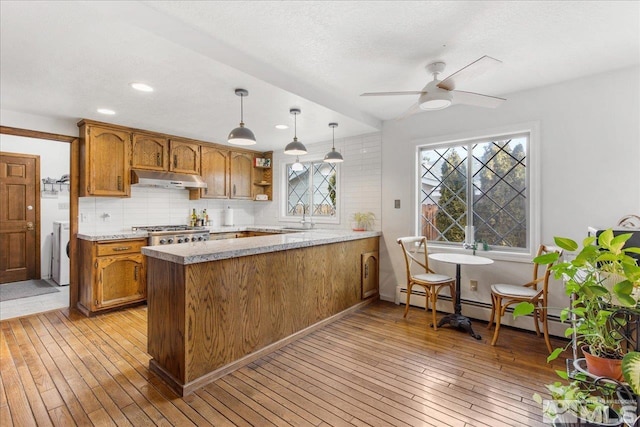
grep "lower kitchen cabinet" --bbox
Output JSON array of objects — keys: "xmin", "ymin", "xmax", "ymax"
[
  {"xmin": 78, "ymin": 238, "xmax": 147, "ymax": 315},
  {"xmin": 361, "ymin": 250, "xmax": 379, "ymax": 299}
]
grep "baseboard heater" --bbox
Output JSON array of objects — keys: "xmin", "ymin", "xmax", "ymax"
[{"xmin": 396, "ymin": 287, "xmax": 562, "ymax": 323}]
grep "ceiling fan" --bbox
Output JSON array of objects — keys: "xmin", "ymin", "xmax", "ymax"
[{"xmin": 361, "ymin": 55, "xmax": 506, "ymax": 117}]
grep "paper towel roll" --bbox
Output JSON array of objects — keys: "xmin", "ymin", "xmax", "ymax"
[{"xmin": 224, "ymin": 207, "xmax": 234, "ymax": 226}]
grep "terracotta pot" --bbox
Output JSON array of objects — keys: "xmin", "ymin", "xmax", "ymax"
[{"xmin": 581, "ymin": 345, "xmax": 624, "ymax": 381}]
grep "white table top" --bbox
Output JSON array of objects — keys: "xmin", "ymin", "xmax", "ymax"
[{"xmin": 429, "ymin": 252, "xmax": 494, "ymax": 266}]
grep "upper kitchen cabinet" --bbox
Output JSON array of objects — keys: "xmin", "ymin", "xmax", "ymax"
[
  {"xmin": 229, "ymin": 151, "xmax": 253, "ymax": 199},
  {"xmin": 169, "ymin": 139, "xmax": 200, "ymax": 175},
  {"xmin": 131, "ymin": 133, "xmax": 169, "ymax": 171},
  {"xmin": 198, "ymin": 145, "xmax": 230, "ymax": 199},
  {"xmin": 78, "ymin": 120, "xmax": 131, "ymax": 197}
]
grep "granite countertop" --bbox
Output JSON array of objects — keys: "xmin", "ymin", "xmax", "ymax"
[
  {"xmin": 77, "ymin": 225, "xmax": 290, "ymax": 241},
  {"xmin": 141, "ymin": 229, "xmax": 381, "ymax": 265}
]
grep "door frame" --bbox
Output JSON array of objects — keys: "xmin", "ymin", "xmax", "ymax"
[{"xmin": 0, "ymin": 126, "xmax": 79, "ymax": 309}]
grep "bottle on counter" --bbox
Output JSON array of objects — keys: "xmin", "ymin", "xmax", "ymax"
[
  {"xmin": 191, "ymin": 208, "xmax": 198, "ymax": 227},
  {"xmin": 203, "ymin": 209, "xmax": 209, "ymax": 226}
]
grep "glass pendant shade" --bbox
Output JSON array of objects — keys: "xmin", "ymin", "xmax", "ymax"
[
  {"xmin": 228, "ymin": 88, "xmax": 256, "ymax": 145},
  {"xmin": 323, "ymin": 122, "xmax": 343, "ymax": 163},
  {"xmin": 291, "ymin": 156, "xmax": 304, "ymax": 172},
  {"xmin": 284, "ymin": 108, "xmax": 307, "ymax": 155}
]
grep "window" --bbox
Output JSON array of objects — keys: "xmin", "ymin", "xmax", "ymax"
[
  {"xmin": 418, "ymin": 129, "xmax": 536, "ymax": 256},
  {"xmin": 282, "ymin": 159, "xmax": 339, "ymax": 222}
]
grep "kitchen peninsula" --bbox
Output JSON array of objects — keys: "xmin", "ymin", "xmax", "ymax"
[{"xmin": 142, "ymin": 229, "xmax": 380, "ymax": 395}]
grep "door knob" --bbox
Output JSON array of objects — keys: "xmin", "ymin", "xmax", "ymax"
[
  {"xmin": 25, "ymin": 222, "xmax": 34, "ymax": 231},
  {"xmin": 27, "ymin": 205, "xmax": 33, "ymax": 210}
]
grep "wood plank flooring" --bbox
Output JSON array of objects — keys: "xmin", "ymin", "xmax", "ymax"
[{"xmin": 0, "ymin": 300, "xmax": 565, "ymax": 426}]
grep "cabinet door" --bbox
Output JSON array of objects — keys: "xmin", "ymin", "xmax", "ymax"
[
  {"xmin": 83, "ymin": 125, "xmax": 131, "ymax": 197},
  {"xmin": 95, "ymin": 254, "xmax": 146, "ymax": 310},
  {"xmin": 170, "ymin": 139, "xmax": 200, "ymax": 174},
  {"xmin": 361, "ymin": 251, "xmax": 379, "ymax": 299},
  {"xmin": 230, "ymin": 151, "xmax": 253, "ymax": 199},
  {"xmin": 200, "ymin": 146, "xmax": 229, "ymax": 198},
  {"xmin": 132, "ymin": 133, "xmax": 169, "ymax": 171}
]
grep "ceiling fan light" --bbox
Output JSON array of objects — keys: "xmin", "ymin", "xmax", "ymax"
[
  {"xmin": 228, "ymin": 123, "xmax": 256, "ymax": 145},
  {"xmin": 418, "ymin": 90, "xmax": 453, "ymax": 111}
]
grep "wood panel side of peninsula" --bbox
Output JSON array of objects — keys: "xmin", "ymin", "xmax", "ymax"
[{"xmin": 147, "ymin": 236, "xmax": 379, "ymax": 395}]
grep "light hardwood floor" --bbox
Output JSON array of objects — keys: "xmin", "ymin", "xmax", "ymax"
[{"xmin": 0, "ymin": 300, "xmax": 565, "ymax": 426}]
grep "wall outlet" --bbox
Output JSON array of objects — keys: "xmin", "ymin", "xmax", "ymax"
[
  {"xmin": 394, "ymin": 199, "xmax": 401, "ymax": 208},
  {"xmin": 470, "ymin": 280, "xmax": 478, "ymax": 291}
]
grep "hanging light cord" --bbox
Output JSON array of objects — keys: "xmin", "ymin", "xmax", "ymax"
[
  {"xmin": 332, "ymin": 125, "xmax": 336, "ymax": 149},
  {"xmin": 293, "ymin": 111, "xmax": 298, "ymax": 140},
  {"xmin": 239, "ymin": 94, "xmax": 245, "ymax": 126}
]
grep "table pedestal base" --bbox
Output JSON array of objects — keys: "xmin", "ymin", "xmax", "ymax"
[{"xmin": 437, "ymin": 313, "xmax": 482, "ymax": 340}]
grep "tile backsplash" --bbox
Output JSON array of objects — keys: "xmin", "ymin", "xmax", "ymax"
[{"xmin": 78, "ymin": 187, "xmax": 255, "ymax": 234}]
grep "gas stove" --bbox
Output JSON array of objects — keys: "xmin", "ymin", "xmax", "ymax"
[{"xmin": 132, "ymin": 225, "xmax": 210, "ymax": 245}]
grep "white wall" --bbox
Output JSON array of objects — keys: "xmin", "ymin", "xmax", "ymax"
[
  {"xmin": 380, "ymin": 65, "xmax": 640, "ymax": 332},
  {"xmin": 0, "ymin": 134, "xmax": 71, "ymax": 279},
  {"xmin": 254, "ymin": 132, "xmax": 382, "ymax": 230}
]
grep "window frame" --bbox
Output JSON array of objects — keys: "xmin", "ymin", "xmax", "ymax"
[
  {"xmin": 279, "ymin": 156, "xmax": 341, "ymax": 224},
  {"xmin": 413, "ymin": 122, "xmax": 541, "ymax": 262}
]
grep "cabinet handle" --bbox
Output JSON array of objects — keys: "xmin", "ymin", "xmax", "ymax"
[
  {"xmin": 112, "ymin": 246, "xmax": 132, "ymax": 251},
  {"xmin": 156, "ymin": 152, "xmax": 161, "ymax": 166},
  {"xmin": 204, "ymin": 187, "xmax": 208, "ymax": 195},
  {"xmin": 117, "ymin": 176, "xmax": 123, "ymax": 191},
  {"xmin": 364, "ymin": 263, "xmax": 369, "ymax": 279},
  {"xmin": 233, "ymin": 184, "xmax": 236, "ymax": 196},
  {"xmin": 173, "ymin": 155, "xmax": 177, "ymax": 168},
  {"xmin": 134, "ymin": 266, "xmax": 139, "ymax": 281}
]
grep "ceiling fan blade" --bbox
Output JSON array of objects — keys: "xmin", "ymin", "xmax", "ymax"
[
  {"xmin": 437, "ymin": 55, "xmax": 502, "ymax": 91},
  {"xmin": 453, "ymin": 90, "xmax": 506, "ymax": 108},
  {"xmin": 360, "ymin": 91, "xmax": 424, "ymax": 96},
  {"xmin": 395, "ymin": 102, "xmax": 422, "ymax": 121}
]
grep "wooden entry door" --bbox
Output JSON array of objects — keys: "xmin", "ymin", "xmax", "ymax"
[{"xmin": 0, "ymin": 153, "xmax": 40, "ymax": 283}]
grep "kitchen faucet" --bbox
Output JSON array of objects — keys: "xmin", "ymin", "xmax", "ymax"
[{"xmin": 297, "ymin": 202, "xmax": 314, "ymax": 228}]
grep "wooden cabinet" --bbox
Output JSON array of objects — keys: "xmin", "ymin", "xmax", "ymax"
[
  {"xmin": 230, "ymin": 151, "xmax": 253, "ymax": 199},
  {"xmin": 78, "ymin": 238, "xmax": 147, "ymax": 315},
  {"xmin": 78, "ymin": 121, "xmax": 131, "ymax": 197},
  {"xmin": 132, "ymin": 133, "xmax": 169, "ymax": 171},
  {"xmin": 198, "ymin": 146, "xmax": 229, "ymax": 199},
  {"xmin": 170, "ymin": 139, "xmax": 200, "ymax": 174},
  {"xmin": 361, "ymin": 251, "xmax": 379, "ymax": 299}
]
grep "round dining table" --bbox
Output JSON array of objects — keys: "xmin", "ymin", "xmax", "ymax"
[{"xmin": 428, "ymin": 252, "xmax": 493, "ymax": 340}]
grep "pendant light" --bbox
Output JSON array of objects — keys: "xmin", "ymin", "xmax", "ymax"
[
  {"xmin": 323, "ymin": 122, "xmax": 343, "ymax": 163},
  {"xmin": 228, "ymin": 88, "xmax": 256, "ymax": 145},
  {"xmin": 291, "ymin": 156, "xmax": 304, "ymax": 172},
  {"xmin": 284, "ymin": 108, "xmax": 307, "ymax": 155}
]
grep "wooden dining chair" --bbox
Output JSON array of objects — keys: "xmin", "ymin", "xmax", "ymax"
[
  {"xmin": 487, "ymin": 244, "xmax": 562, "ymax": 353},
  {"xmin": 397, "ymin": 236, "xmax": 456, "ymax": 330}
]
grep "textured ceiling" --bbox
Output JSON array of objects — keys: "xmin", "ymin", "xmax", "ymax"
[{"xmin": 1, "ymin": 1, "xmax": 638, "ymax": 151}]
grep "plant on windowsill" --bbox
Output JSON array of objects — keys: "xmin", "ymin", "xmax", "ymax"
[{"xmin": 351, "ymin": 212, "xmax": 375, "ymax": 231}]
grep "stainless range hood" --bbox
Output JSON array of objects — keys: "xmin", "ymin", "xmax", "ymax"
[{"xmin": 131, "ymin": 169, "xmax": 207, "ymax": 189}]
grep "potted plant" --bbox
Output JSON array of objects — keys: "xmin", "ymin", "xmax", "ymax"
[
  {"xmin": 515, "ymin": 229, "xmax": 640, "ymax": 380},
  {"xmin": 351, "ymin": 212, "xmax": 375, "ymax": 231}
]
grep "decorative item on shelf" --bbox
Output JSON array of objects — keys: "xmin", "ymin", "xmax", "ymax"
[
  {"xmin": 41, "ymin": 176, "xmax": 70, "ymax": 198},
  {"xmin": 284, "ymin": 108, "xmax": 307, "ymax": 155},
  {"xmin": 228, "ymin": 88, "xmax": 256, "ymax": 146},
  {"xmin": 254, "ymin": 157, "xmax": 271, "ymax": 168},
  {"xmin": 323, "ymin": 122, "xmax": 344, "ymax": 163},
  {"xmin": 255, "ymin": 194, "xmax": 268, "ymax": 201},
  {"xmin": 351, "ymin": 212, "xmax": 375, "ymax": 231}
]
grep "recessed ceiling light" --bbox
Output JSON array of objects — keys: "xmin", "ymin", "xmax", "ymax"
[
  {"xmin": 275, "ymin": 124, "xmax": 289, "ymax": 130},
  {"xmin": 130, "ymin": 82, "xmax": 154, "ymax": 92},
  {"xmin": 97, "ymin": 108, "xmax": 116, "ymax": 115}
]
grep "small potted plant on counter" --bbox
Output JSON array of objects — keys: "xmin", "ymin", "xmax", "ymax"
[{"xmin": 351, "ymin": 212, "xmax": 375, "ymax": 231}]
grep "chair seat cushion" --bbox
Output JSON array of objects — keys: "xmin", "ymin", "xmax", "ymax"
[
  {"xmin": 414, "ymin": 273, "xmax": 453, "ymax": 284},
  {"xmin": 491, "ymin": 284, "xmax": 538, "ymax": 297}
]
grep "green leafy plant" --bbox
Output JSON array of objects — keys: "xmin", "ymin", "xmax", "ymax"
[
  {"xmin": 351, "ymin": 212, "xmax": 375, "ymax": 231},
  {"xmin": 622, "ymin": 352, "xmax": 640, "ymax": 395},
  {"xmin": 515, "ymin": 229, "xmax": 640, "ymax": 363}
]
